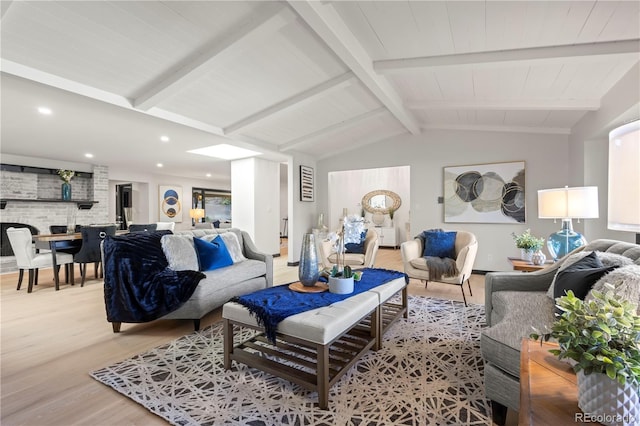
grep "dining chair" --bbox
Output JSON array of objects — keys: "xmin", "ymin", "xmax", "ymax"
[
  {"xmin": 128, "ymin": 223, "xmax": 157, "ymax": 232},
  {"xmin": 6, "ymin": 227, "xmax": 74, "ymax": 293},
  {"xmin": 74, "ymin": 225, "xmax": 117, "ymax": 286},
  {"xmin": 50, "ymin": 225, "xmax": 82, "ymax": 234}
]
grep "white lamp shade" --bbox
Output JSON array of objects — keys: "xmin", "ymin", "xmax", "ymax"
[
  {"xmin": 189, "ymin": 208, "xmax": 205, "ymax": 219},
  {"xmin": 608, "ymin": 120, "xmax": 640, "ymax": 232},
  {"xmin": 538, "ymin": 186, "xmax": 599, "ymax": 219}
]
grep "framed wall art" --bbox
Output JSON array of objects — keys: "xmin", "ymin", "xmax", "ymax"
[
  {"xmin": 300, "ymin": 165, "xmax": 314, "ymax": 202},
  {"xmin": 443, "ymin": 161, "xmax": 526, "ymax": 223},
  {"xmin": 159, "ymin": 185, "xmax": 183, "ymax": 222}
]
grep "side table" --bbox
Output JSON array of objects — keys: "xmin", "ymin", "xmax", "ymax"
[
  {"xmin": 508, "ymin": 257, "xmax": 552, "ymax": 272},
  {"xmin": 519, "ymin": 339, "xmax": 601, "ymax": 425}
]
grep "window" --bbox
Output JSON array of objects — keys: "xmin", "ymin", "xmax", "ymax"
[{"xmin": 192, "ymin": 188, "xmax": 231, "ymax": 223}]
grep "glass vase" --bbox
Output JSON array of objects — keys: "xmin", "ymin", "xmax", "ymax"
[
  {"xmin": 61, "ymin": 182, "xmax": 72, "ymax": 201},
  {"xmin": 298, "ymin": 233, "xmax": 320, "ymax": 287}
]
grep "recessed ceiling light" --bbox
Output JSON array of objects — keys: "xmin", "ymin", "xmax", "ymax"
[
  {"xmin": 187, "ymin": 144, "xmax": 261, "ymax": 160},
  {"xmin": 85, "ymin": 153, "xmax": 94, "ymax": 158},
  {"xmin": 37, "ymin": 107, "xmax": 52, "ymax": 115},
  {"xmin": 160, "ymin": 135, "xmax": 170, "ymax": 142},
  {"xmin": 206, "ymin": 173, "xmax": 211, "ymax": 177},
  {"xmin": 157, "ymin": 163, "xmax": 163, "ymax": 168}
]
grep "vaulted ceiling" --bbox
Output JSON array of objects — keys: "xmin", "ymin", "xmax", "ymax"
[{"xmin": 1, "ymin": 1, "xmax": 639, "ymax": 181}]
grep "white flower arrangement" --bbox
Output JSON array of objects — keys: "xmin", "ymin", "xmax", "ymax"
[{"xmin": 57, "ymin": 169, "xmax": 75, "ymax": 183}]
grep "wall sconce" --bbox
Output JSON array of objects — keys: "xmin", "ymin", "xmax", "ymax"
[
  {"xmin": 538, "ymin": 186, "xmax": 599, "ymax": 260},
  {"xmin": 608, "ymin": 120, "xmax": 640, "ymax": 243}
]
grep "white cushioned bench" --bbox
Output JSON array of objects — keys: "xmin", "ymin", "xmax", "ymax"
[{"xmin": 222, "ymin": 276, "xmax": 407, "ymax": 409}]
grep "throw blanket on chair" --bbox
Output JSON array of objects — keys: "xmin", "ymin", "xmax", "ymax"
[
  {"xmin": 232, "ymin": 268, "xmax": 408, "ymax": 344},
  {"xmin": 424, "ymin": 256, "xmax": 458, "ymax": 281},
  {"xmin": 103, "ymin": 230, "xmax": 205, "ymax": 323}
]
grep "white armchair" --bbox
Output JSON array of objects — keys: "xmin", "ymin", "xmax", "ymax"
[
  {"xmin": 401, "ymin": 230, "xmax": 478, "ymax": 305},
  {"xmin": 319, "ymin": 229, "xmax": 380, "ymax": 270}
]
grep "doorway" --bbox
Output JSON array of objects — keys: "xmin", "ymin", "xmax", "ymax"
[{"xmin": 115, "ymin": 183, "xmax": 132, "ymax": 230}]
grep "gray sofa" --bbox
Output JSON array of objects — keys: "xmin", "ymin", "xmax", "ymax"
[
  {"xmin": 160, "ymin": 228, "xmax": 273, "ymax": 330},
  {"xmin": 108, "ymin": 228, "xmax": 273, "ymax": 332},
  {"xmin": 481, "ymin": 239, "xmax": 640, "ymax": 424}
]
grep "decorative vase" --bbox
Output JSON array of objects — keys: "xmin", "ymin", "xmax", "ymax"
[
  {"xmin": 61, "ymin": 182, "xmax": 71, "ymax": 201},
  {"xmin": 298, "ymin": 233, "xmax": 320, "ymax": 287},
  {"xmin": 328, "ymin": 276, "xmax": 354, "ymax": 294},
  {"xmin": 577, "ymin": 371, "xmax": 639, "ymax": 426},
  {"xmin": 531, "ymin": 250, "xmax": 546, "ymax": 265},
  {"xmin": 520, "ymin": 248, "xmax": 534, "ymax": 262}
]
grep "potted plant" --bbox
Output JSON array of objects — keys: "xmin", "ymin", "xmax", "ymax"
[
  {"xmin": 531, "ymin": 285, "xmax": 640, "ymax": 425},
  {"xmin": 511, "ymin": 229, "xmax": 544, "ymax": 262}
]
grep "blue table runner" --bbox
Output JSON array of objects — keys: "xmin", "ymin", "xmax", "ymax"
[{"xmin": 231, "ymin": 268, "xmax": 408, "ymax": 343}]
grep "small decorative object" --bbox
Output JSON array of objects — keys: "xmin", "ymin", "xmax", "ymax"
[
  {"xmin": 66, "ymin": 207, "xmax": 77, "ymax": 234},
  {"xmin": 531, "ymin": 250, "xmax": 546, "ymax": 265},
  {"xmin": 512, "ymin": 229, "xmax": 544, "ymax": 262},
  {"xmin": 57, "ymin": 169, "xmax": 75, "ymax": 201},
  {"xmin": 298, "ymin": 233, "xmax": 320, "ymax": 287},
  {"xmin": 531, "ymin": 285, "xmax": 640, "ymax": 425},
  {"xmin": 388, "ymin": 207, "xmax": 396, "ymax": 226}
]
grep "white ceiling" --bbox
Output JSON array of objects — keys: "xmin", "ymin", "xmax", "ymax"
[{"xmin": 1, "ymin": 1, "xmax": 639, "ymax": 182}]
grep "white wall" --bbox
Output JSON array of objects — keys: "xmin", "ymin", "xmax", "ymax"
[
  {"xmin": 279, "ymin": 163, "xmax": 288, "ymax": 238},
  {"xmin": 318, "ymin": 130, "xmax": 571, "ymax": 271},
  {"xmin": 287, "ymin": 152, "xmax": 317, "ymax": 265},
  {"xmin": 231, "ymin": 158, "xmax": 280, "ymax": 255},
  {"xmin": 327, "ymin": 166, "xmax": 410, "ymax": 242}
]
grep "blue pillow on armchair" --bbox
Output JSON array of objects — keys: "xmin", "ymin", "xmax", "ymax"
[
  {"xmin": 422, "ymin": 230, "xmax": 457, "ymax": 259},
  {"xmin": 345, "ymin": 230, "xmax": 368, "ymax": 254},
  {"xmin": 193, "ymin": 235, "xmax": 234, "ymax": 271}
]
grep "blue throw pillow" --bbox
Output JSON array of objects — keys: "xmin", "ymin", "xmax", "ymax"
[
  {"xmin": 193, "ymin": 235, "xmax": 234, "ymax": 271},
  {"xmin": 345, "ymin": 230, "xmax": 368, "ymax": 254},
  {"xmin": 422, "ymin": 230, "xmax": 457, "ymax": 259}
]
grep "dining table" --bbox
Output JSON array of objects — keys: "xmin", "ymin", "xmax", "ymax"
[{"xmin": 34, "ymin": 230, "xmax": 127, "ymax": 290}]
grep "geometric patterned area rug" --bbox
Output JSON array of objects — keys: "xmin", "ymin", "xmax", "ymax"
[{"xmin": 91, "ymin": 296, "xmax": 491, "ymax": 425}]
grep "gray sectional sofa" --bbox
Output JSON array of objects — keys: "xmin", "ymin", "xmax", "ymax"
[{"xmin": 481, "ymin": 239, "xmax": 640, "ymax": 424}]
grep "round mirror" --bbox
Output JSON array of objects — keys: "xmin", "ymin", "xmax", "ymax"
[{"xmin": 361, "ymin": 190, "xmax": 401, "ymax": 214}]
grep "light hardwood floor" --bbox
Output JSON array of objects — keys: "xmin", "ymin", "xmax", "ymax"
[{"xmin": 1, "ymin": 246, "xmax": 506, "ymax": 425}]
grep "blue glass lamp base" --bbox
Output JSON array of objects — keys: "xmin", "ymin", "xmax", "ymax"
[{"xmin": 547, "ymin": 229, "xmax": 587, "ymax": 260}]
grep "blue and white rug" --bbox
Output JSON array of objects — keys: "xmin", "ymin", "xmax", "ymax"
[{"xmin": 91, "ymin": 296, "xmax": 491, "ymax": 425}]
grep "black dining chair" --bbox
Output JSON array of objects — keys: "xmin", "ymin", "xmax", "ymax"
[
  {"xmin": 74, "ymin": 225, "xmax": 117, "ymax": 286},
  {"xmin": 128, "ymin": 223, "xmax": 157, "ymax": 232},
  {"xmin": 50, "ymin": 225, "xmax": 82, "ymax": 234}
]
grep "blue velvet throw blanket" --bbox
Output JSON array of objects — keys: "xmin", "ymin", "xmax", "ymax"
[
  {"xmin": 103, "ymin": 230, "xmax": 205, "ymax": 323},
  {"xmin": 232, "ymin": 268, "xmax": 408, "ymax": 344}
]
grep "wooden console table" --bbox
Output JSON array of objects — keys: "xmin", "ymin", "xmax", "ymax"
[
  {"xmin": 520, "ymin": 339, "xmax": 601, "ymax": 425},
  {"xmin": 508, "ymin": 257, "xmax": 552, "ymax": 272}
]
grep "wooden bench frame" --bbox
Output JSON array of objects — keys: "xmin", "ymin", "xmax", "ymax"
[{"xmin": 223, "ymin": 285, "xmax": 408, "ymax": 409}]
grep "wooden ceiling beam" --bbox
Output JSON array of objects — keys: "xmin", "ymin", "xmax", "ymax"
[
  {"xmin": 288, "ymin": 1, "xmax": 421, "ymax": 135},
  {"xmin": 225, "ymin": 72, "xmax": 355, "ymax": 134},
  {"xmin": 374, "ymin": 39, "xmax": 640, "ymax": 74},
  {"xmin": 279, "ymin": 107, "xmax": 387, "ymax": 152},
  {"xmin": 406, "ymin": 99, "xmax": 601, "ymax": 111},
  {"xmin": 133, "ymin": 3, "xmax": 296, "ymax": 110}
]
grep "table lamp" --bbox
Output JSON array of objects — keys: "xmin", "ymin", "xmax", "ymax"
[
  {"xmin": 538, "ymin": 186, "xmax": 599, "ymax": 260},
  {"xmin": 189, "ymin": 208, "xmax": 205, "ymax": 227},
  {"xmin": 608, "ymin": 120, "xmax": 640, "ymax": 244}
]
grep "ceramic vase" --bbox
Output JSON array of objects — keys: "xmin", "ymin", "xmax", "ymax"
[
  {"xmin": 577, "ymin": 371, "xmax": 640, "ymax": 426},
  {"xmin": 298, "ymin": 233, "xmax": 320, "ymax": 287},
  {"xmin": 531, "ymin": 250, "xmax": 546, "ymax": 265},
  {"xmin": 520, "ymin": 248, "xmax": 534, "ymax": 262},
  {"xmin": 328, "ymin": 276, "xmax": 354, "ymax": 294},
  {"xmin": 62, "ymin": 182, "xmax": 72, "ymax": 201}
]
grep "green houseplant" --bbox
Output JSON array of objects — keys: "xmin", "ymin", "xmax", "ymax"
[
  {"xmin": 531, "ymin": 285, "xmax": 640, "ymax": 424},
  {"xmin": 512, "ymin": 229, "xmax": 544, "ymax": 261}
]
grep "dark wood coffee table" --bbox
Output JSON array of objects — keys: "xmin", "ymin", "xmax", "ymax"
[{"xmin": 519, "ymin": 339, "xmax": 601, "ymax": 425}]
